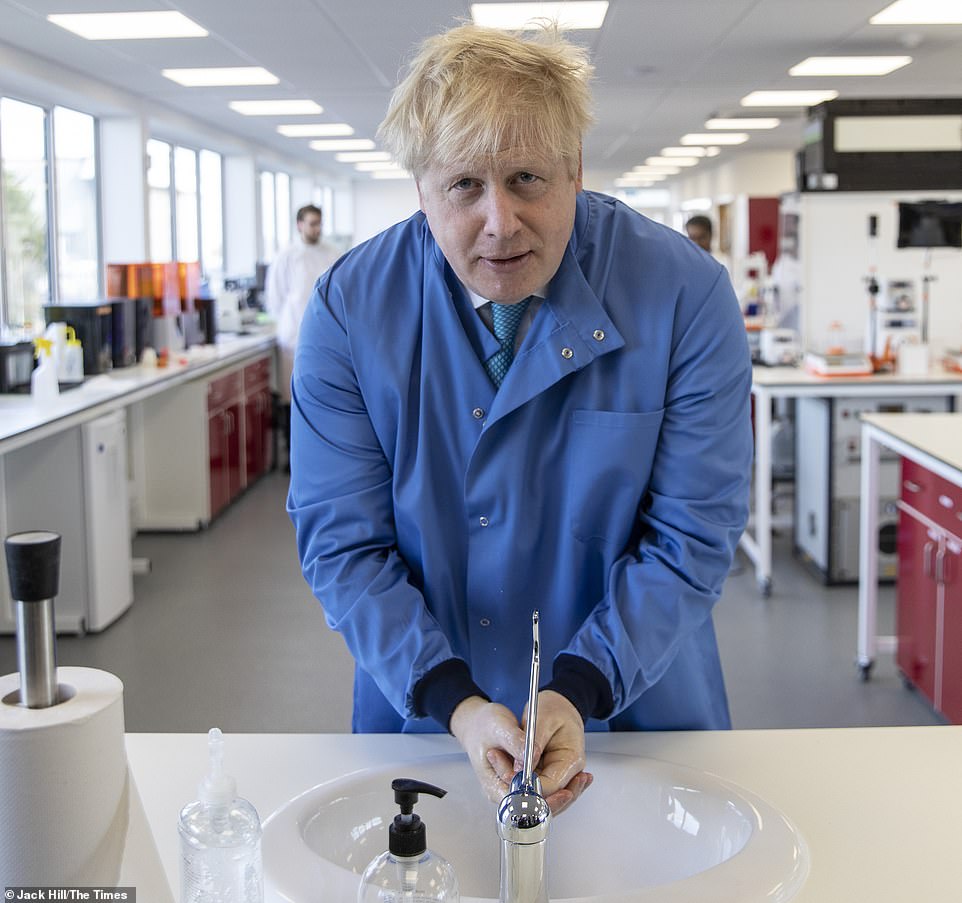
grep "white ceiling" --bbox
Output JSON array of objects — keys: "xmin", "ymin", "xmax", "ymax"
[{"xmin": 1, "ymin": 0, "xmax": 961, "ymax": 187}]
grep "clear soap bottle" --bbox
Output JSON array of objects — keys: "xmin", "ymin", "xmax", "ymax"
[
  {"xmin": 179, "ymin": 727, "xmax": 263, "ymax": 903},
  {"xmin": 357, "ymin": 779, "xmax": 460, "ymax": 903}
]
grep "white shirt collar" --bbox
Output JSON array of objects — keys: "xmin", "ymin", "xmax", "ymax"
[{"xmin": 466, "ymin": 285, "xmax": 547, "ymax": 310}]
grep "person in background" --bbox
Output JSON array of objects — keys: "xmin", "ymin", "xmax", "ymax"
[
  {"xmin": 685, "ymin": 214, "xmax": 714, "ymax": 253},
  {"xmin": 264, "ymin": 204, "xmax": 339, "ymax": 466},
  {"xmin": 288, "ymin": 24, "xmax": 752, "ymax": 815}
]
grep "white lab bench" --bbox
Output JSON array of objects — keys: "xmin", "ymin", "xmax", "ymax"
[
  {"xmin": 857, "ymin": 412, "xmax": 962, "ymax": 678},
  {"xmin": 745, "ymin": 365, "xmax": 962, "ymax": 595},
  {"xmin": 0, "ymin": 332, "xmax": 276, "ymax": 633},
  {"xmin": 124, "ymin": 725, "xmax": 962, "ymax": 902}
]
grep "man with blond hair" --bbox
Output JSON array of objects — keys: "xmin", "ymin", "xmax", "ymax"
[{"xmin": 288, "ymin": 24, "xmax": 752, "ymax": 815}]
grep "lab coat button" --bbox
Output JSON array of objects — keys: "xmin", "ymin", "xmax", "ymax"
[
  {"xmin": 479, "ymin": 516, "xmax": 490, "ymax": 527},
  {"xmin": 593, "ymin": 329, "xmax": 605, "ymax": 341},
  {"xmin": 479, "ymin": 618, "xmax": 491, "ymax": 627},
  {"xmin": 472, "ymin": 407, "xmax": 485, "ymax": 419},
  {"xmin": 561, "ymin": 347, "xmax": 574, "ymax": 359}
]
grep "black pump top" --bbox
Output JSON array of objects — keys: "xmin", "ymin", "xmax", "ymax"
[{"xmin": 388, "ymin": 778, "xmax": 447, "ymax": 857}]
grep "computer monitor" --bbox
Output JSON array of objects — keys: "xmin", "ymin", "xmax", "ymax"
[{"xmin": 897, "ymin": 201, "xmax": 962, "ymax": 249}]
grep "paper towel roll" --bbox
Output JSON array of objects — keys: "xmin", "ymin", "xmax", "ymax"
[{"xmin": 0, "ymin": 666, "xmax": 128, "ymax": 886}]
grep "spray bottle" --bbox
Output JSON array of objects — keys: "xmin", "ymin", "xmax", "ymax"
[
  {"xmin": 31, "ymin": 337, "xmax": 60, "ymax": 404},
  {"xmin": 357, "ymin": 778, "xmax": 459, "ymax": 903},
  {"xmin": 178, "ymin": 728, "xmax": 263, "ymax": 902}
]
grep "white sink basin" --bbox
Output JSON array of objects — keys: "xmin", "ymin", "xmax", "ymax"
[{"xmin": 263, "ymin": 752, "xmax": 808, "ymax": 903}]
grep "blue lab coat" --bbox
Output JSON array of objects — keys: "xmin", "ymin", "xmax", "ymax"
[{"xmin": 289, "ymin": 190, "xmax": 752, "ymax": 733}]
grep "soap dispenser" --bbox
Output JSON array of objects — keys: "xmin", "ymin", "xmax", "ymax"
[
  {"xmin": 357, "ymin": 778, "xmax": 460, "ymax": 903},
  {"xmin": 178, "ymin": 727, "xmax": 263, "ymax": 903}
]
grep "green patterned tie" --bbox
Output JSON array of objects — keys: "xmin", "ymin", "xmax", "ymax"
[{"xmin": 485, "ymin": 298, "xmax": 531, "ymax": 387}]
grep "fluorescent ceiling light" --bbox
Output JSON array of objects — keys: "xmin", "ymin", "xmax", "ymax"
[
  {"xmin": 740, "ymin": 90, "xmax": 838, "ymax": 107},
  {"xmin": 632, "ymin": 165, "xmax": 680, "ymax": 175},
  {"xmin": 335, "ymin": 151, "xmax": 393, "ymax": 163},
  {"xmin": 646, "ymin": 156, "xmax": 699, "ymax": 167},
  {"xmin": 681, "ymin": 197, "xmax": 713, "ymax": 212},
  {"xmin": 277, "ymin": 123, "xmax": 354, "ymax": 137},
  {"xmin": 704, "ymin": 118, "xmax": 780, "ymax": 130},
  {"xmin": 310, "ymin": 139, "xmax": 377, "ymax": 151},
  {"xmin": 371, "ymin": 170, "xmax": 413, "ymax": 179},
  {"xmin": 615, "ymin": 178, "xmax": 655, "ymax": 187},
  {"xmin": 355, "ymin": 161, "xmax": 403, "ymax": 172},
  {"xmin": 681, "ymin": 133, "xmax": 748, "ymax": 145},
  {"xmin": 229, "ymin": 100, "xmax": 322, "ymax": 116},
  {"xmin": 470, "ymin": 2, "xmax": 608, "ymax": 30},
  {"xmin": 870, "ymin": 0, "xmax": 962, "ymax": 24},
  {"xmin": 661, "ymin": 146, "xmax": 711, "ymax": 157},
  {"xmin": 789, "ymin": 56, "xmax": 912, "ymax": 76},
  {"xmin": 162, "ymin": 67, "xmax": 278, "ymax": 87},
  {"xmin": 47, "ymin": 11, "xmax": 207, "ymax": 40}
]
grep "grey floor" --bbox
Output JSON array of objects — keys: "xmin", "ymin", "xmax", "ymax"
[{"xmin": 0, "ymin": 471, "xmax": 941, "ymax": 732}]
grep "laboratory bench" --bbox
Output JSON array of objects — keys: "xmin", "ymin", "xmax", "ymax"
[
  {"xmin": 746, "ymin": 365, "xmax": 962, "ymax": 596},
  {"xmin": 858, "ymin": 412, "xmax": 962, "ymax": 721},
  {"xmin": 0, "ymin": 332, "xmax": 277, "ymax": 634},
  {"xmin": 121, "ymin": 725, "xmax": 962, "ymax": 902}
]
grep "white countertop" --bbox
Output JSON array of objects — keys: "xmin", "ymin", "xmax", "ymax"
[
  {"xmin": 126, "ymin": 726, "xmax": 962, "ymax": 902},
  {"xmin": 862, "ymin": 411, "xmax": 962, "ymax": 475},
  {"xmin": 752, "ymin": 363, "xmax": 962, "ymax": 391},
  {"xmin": 0, "ymin": 331, "xmax": 275, "ymax": 453}
]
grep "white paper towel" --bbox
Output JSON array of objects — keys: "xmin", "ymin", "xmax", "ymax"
[{"xmin": 0, "ymin": 666, "xmax": 128, "ymax": 887}]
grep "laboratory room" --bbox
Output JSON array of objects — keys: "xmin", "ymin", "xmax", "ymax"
[{"xmin": 3, "ymin": 0, "xmax": 962, "ymax": 899}]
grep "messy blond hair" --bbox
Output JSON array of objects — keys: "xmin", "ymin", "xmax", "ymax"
[{"xmin": 378, "ymin": 23, "xmax": 594, "ymax": 179}]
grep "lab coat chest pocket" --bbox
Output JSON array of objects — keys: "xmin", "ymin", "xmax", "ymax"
[{"xmin": 568, "ymin": 408, "xmax": 665, "ymax": 544}]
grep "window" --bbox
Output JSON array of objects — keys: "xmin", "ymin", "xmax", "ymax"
[
  {"xmin": 275, "ymin": 171, "xmax": 291, "ymax": 248},
  {"xmin": 199, "ymin": 149, "xmax": 223, "ymax": 280},
  {"xmin": 259, "ymin": 170, "xmax": 276, "ymax": 262},
  {"xmin": 1, "ymin": 98, "xmax": 50, "ymax": 332},
  {"xmin": 147, "ymin": 138, "xmax": 173, "ymax": 263},
  {"xmin": 53, "ymin": 106, "xmax": 99, "ymax": 301},
  {"xmin": 174, "ymin": 145, "xmax": 199, "ymax": 262}
]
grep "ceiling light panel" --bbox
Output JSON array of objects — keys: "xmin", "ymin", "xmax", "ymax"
[
  {"xmin": 789, "ymin": 56, "xmax": 912, "ymax": 76},
  {"xmin": 310, "ymin": 139, "xmax": 377, "ymax": 151},
  {"xmin": 230, "ymin": 100, "xmax": 323, "ymax": 116},
  {"xmin": 646, "ymin": 156, "xmax": 699, "ymax": 167},
  {"xmin": 163, "ymin": 68, "xmax": 278, "ymax": 87},
  {"xmin": 277, "ymin": 124, "xmax": 354, "ymax": 137},
  {"xmin": 335, "ymin": 152, "xmax": 393, "ymax": 163},
  {"xmin": 355, "ymin": 162, "xmax": 403, "ymax": 172},
  {"xmin": 470, "ymin": 2, "xmax": 608, "ymax": 29},
  {"xmin": 371, "ymin": 170, "xmax": 413, "ymax": 179},
  {"xmin": 47, "ymin": 11, "xmax": 208, "ymax": 40},
  {"xmin": 741, "ymin": 90, "xmax": 839, "ymax": 107},
  {"xmin": 704, "ymin": 118, "xmax": 780, "ymax": 130},
  {"xmin": 870, "ymin": 0, "xmax": 962, "ymax": 24},
  {"xmin": 681, "ymin": 133, "xmax": 749, "ymax": 145}
]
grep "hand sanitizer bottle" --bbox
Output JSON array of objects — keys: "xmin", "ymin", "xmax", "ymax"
[
  {"xmin": 179, "ymin": 728, "xmax": 263, "ymax": 902},
  {"xmin": 357, "ymin": 778, "xmax": 460, "ymax": 903}
]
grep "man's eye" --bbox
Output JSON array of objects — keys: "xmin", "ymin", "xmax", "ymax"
[
  {"xmin": 452, "ymin": 178, "xmax": 476, "ymax": 190},
  {"xmin": 516, "ymin": 172, "xmax": 539, "ymax": 184}
]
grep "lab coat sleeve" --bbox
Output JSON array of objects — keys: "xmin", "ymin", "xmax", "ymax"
[
  {"xmin": 264, "ymin": 250, "xmax": 286, "ymax": 320},
  {"xmin": 564, "ymin": 268, "xmax": 753, "ymax": 719},
  {"xmin": 286, "ymin": 273, "xmax": 461, "ymax": 720}
]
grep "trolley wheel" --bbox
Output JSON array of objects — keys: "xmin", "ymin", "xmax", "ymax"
[
  {"xmin": 758, "ymin": 577, "xmax": 772, "ymax": 598},
  {"xmin": 858, "ymin": 660, "xmax": 874, "ymax": 682}
]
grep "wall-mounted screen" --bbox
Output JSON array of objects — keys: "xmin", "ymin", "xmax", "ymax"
[{"xmin": 897, "ymin": 201, "xmax": 962, "ymax": 249}]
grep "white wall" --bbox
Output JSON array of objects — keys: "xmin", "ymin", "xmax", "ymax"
[
  {"xmin": 351, "ymin": 180, "xmax": 420, "ymax": 246},
  {"xmin": 672, "ymin": 151, "xmax": 796, "ymax": 209}
]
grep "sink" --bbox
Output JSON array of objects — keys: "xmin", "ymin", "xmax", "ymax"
[{"xmin": 263, "ymin": 752, "xmax": 808, "ymax": 902}]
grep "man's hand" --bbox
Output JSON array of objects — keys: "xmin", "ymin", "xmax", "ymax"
[
  {"xmin": 449, "ymin": 696, "xmax": 527, "ymax": 804},
  {"xmin": 523, "ymin": 690, "xmax": 592, "ymax": 816}
]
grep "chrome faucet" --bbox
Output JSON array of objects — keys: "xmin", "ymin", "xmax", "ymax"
[{"xmin": 498, "ymin": 611, "xmax": 550, "ymax": 903}]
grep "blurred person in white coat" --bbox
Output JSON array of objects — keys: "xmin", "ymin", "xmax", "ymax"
[{"xmin": 265, "ymin": 203, "xmax": 339, "ymax": 465}]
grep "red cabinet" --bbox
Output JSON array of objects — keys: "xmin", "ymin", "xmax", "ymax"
[
  {"xmin": 243, "ymin": 356, "xmax": 273, "ymax": 483},
  {"xmin": 207, "ymin": 370, "xmax": 244, "ymax": 519},
  {"xmin": 897, "ymin": 458, "xmax": 962, "ymax": 722}
]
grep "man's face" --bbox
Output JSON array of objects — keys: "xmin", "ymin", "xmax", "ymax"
[
  {"xmin": 417, "ymin": 149, "xmax": 582, "ymax": 304},
  {"xmin": 298, "ymin": 212, "xmax": 322, "ymax": 245},
  {"xmin": 686, "ymin": 224, "xmax": 711, "ymax": 253}
]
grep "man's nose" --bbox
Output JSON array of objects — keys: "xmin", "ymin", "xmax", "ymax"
[{"xmin": 483, "ymin": 186, "xmax": 522, "ymax": 238}]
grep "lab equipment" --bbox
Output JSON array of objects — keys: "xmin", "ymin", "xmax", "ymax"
[
  {"xmin": 179, "ymin": 727, "xmax": 263, "ymax": 903},
  {"xmin": 0, "ymin": 338, "xmax": 35, "ymax": 393},
  {"xmin": 759, "ymin": 328, "xmax": 800, "ymax": 367},
  {"xmin": 31, "ymin": 337, "xmax": 60, "ymax": 403}
]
